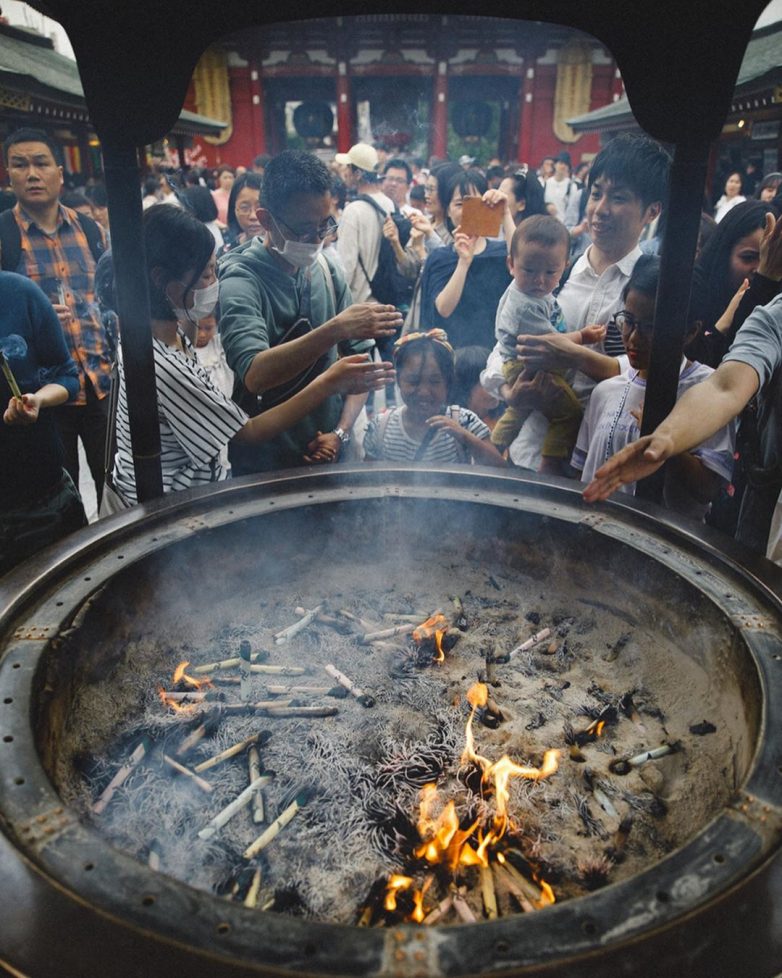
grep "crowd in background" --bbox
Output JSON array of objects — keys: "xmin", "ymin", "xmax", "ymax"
[{"xmin": 3, "ymin": 124, "xmax": 782, "ymax": 577}]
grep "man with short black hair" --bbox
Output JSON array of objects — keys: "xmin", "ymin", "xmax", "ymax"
[
  {"xmin": 219, "ymin": 149, "xmax": 401, "ymax": 473},
  {"xmin": 382, "ymin": 158, "xmax": 413, "ymax": 213},
  {"xmin": 1, "ymin": 127, "xmax": 109, "ymax": 507}
]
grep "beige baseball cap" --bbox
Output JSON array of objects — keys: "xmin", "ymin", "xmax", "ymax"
[{"xmin": 334, "ymin": 143, "xmax": 379, "ymax": 173}]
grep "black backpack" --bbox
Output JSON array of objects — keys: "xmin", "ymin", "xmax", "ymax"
[
  {"xmin": 355, "ymin": 194, "xmax": 414, "ymax": 308},
  {"xmin": 0, "ymin": 207, "xmax": 105, "ymax": 271}
]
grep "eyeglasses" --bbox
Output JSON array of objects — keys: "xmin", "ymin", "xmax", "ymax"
[
  {"xmin": 235, "ymin": 203, "xmax": 259, "ymax": 215},
  {"xmin": 611, "ymin": 310, "xmax": 655, "ymax": 335},
  {"xmin": 269, "ymin": 212, "xmax": 338, "ymax": 243}
]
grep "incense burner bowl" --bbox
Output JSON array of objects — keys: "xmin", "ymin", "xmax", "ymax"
[{"xmin": 1, "ymin": 465, "xmax": 781, "ymax": 977}]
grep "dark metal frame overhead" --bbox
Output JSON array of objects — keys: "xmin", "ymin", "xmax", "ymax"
[{"xmin": 24, "ymin": 0, "xmax": 772, "ymax": 501}]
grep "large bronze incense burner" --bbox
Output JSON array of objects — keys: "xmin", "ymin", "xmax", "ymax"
[{"xmin": 1, "ymin": 466, "xmax": 782, "ymax": 977}]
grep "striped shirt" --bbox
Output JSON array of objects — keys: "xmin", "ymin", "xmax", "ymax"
[
  {"xmin": 112, "ymin": 331, "xmax": 248, "ymax": 504},
  {"xmin": 11, "ymin": 203, "xmax": 110, "ymax": 404},
  {"xmin": 364, "ymin": 405, "xmax": 490, "ymax": 463}
]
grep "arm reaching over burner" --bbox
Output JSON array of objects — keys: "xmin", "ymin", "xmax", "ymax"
[{"xmin": 584, "ymin": 360, "xmax": 758, "ymax": 502}]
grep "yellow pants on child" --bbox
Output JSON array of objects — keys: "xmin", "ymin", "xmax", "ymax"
[{"xmin": 491, "ymin": 359, "xmax": 583, "ymax": 459}]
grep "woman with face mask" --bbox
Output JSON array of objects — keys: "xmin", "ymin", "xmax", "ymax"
[{"xmin": 104, "ymin": 206, "xmax": 393, "ymax": 505}]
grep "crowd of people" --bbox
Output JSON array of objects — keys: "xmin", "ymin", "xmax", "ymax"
[{"xmin": 3, "ymin": 123, "xmax": 782, "ymax": 578}]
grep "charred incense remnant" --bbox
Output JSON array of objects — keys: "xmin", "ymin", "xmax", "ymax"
[
  {"xmin": 176, "ymin": 710, "xmax": 222, "ymax": 756},
  {"xmin": 619, "ymin": 691, "xmax": 645, "ymax": 731},
  {"xmin": 689, "ymin": 720, "xmax": 717, "ymax": 736},
  {"xmin": 451, "ymin": 596, "xmax": 468, "ymax": 631},
  {"xmin": 193, "ymin": 733, "xmax": 262, "ymax": 773},
  {"xmin": 240, "ymin": 640, "xmax": 252, "ymax": 702},
  {"xmin": 191, "ymin": 651, "xmax": 268, "ymax": 675},
  {"xmin": 92, "ymin": 738, "xmax": 149, "ymax": 814},
  {"xmin": 492, "ymin": 863, "xmax": 535, "ymax": 913},
  {"xmin": 244, "ymin": 868, "xmax": 262, "ymax": 908},
  {"xmin": 324, "ymin": 663, "xmax": 375, "ymax": 708},
  {"xmin": 602, "ymin": 632, "xmax": 632, "ymax": 663},
  {"xmin": 197, "ymin": 774, "xmax": 274, "ymax": 839},
  {"xmin": 577, "ymin": 854, "xmax": 614, "ymax": 890},
  {"xmin": 162, "ymin": 753, "xmax": 214, "ymax": 793},
  {"xmin": 583, "ymin": 767, "xmax": 618, "ymax": 819},
  {"xmin": 500, "ymin": 627, "xmax": 551, "ymax": 662},
  {"xmin": 243, "ymin": 789, "xmax": 312, "ymax": 859},
  {"xmin": 605, "ymin": 814, "xmax": 634, "ymax": 863},
  {"xmin": 609, "ymin": 741, "xmax": 681, "ymax": 776},
  {"xmin": 274, "ymin": 605, "xmax": 323, "ymax": 644},
  {"xmin": 248, "ymin": 746, "xmax": 266, "ymax": 825},
  {"xmin": 362, "ymin": 623, "xmax": 416, "ymax": 643}
]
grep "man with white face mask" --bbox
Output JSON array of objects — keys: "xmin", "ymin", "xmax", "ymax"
[{"xmin": 219, "ymin": 150, "xmax": 402, "ymax": 473}]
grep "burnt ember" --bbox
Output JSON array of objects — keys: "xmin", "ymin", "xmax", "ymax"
[{"xmin": 52, "ymin": 554, "xmax": 738, "ymax": 928}]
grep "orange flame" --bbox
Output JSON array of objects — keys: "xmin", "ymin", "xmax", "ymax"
[
  {"xmin": 384, "ymin": 874, "xmax": 413, "ymax": 912},
  {"xmin": 413, "ymin": 614, "xmax": 450, "ymax": 664},
  {"xmin": 173, "ymin": 661, "xmax": 205, "ymax": 688}
]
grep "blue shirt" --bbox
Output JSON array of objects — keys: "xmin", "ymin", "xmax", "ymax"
[
  {"xmin": 0, "ymin": 271, "xmax": 79, "ymax": 498},
  {"xmin": 419, "ymin": 238, "xmax": 511, "ymax": 349}
]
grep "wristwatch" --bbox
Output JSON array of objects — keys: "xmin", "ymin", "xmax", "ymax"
[{"xmin": 332, "ymin": 426, "xmax": 351, "ymax": 445}]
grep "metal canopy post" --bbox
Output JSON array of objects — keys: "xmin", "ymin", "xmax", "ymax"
[
  {"xmin": 635, "ymin": 139, "xmax": 712, "ymax": 504},
  {"xmin": 101, "ymin": 141, "xmax": 164, "ymax": 502}
]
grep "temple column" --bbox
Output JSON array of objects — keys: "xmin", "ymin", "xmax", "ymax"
[
  {"xmin": 250, "ymin": 60, "xmax": 267, "ymax": 155},
  {"xmin": 432, "ymin": 60, "xmax": 448, "ymax": 159},
  {"xmin": 336, "ymin": 61, "xmax": 352, "ymax": 152},
  {"xmin": 517, "ymin": 65, "xmax": 535, "ymax": 164}
]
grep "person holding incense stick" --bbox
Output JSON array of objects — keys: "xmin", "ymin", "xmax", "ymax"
[
  {"xmin": 0, "ymin": 270, "xmax": 85, "ymax": 577},
  {"xmin": 103, "ymin": 205, "xmax": 393, "ymax": 507}
]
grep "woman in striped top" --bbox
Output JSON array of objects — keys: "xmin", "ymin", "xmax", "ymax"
[
  {"xmin": 364, "ymin": 330, "xmax": 505, "ymax": 467},
  {"xmin": 109, "ymin": 206, "xmax": 393, "ymax": 504}
]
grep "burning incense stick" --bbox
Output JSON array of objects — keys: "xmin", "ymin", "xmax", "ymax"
[
  {"xmin": 92, "ymin": 738, "xmax": 149, "ymax": 814},
  {"xmin": 480, "ymin": 865, "xmax": 498, "ymax": 919},
  {"xmin": 452, "ymin": 888, "xmax": 477, "ymax": 923},
  {"xmin": 244, "ymin": 867, "xmax": 262, "ymax": 908},
  {"xmin": 0, "ymin": 351, "xmax": 22, "ymax": 400},
  {"xmin": 250, "ymin": 665, "xmax": 306, "ymax": 675},
  {"xmin": 362, "ymin": 623, "xmax": 415, "ymax": 643},
  {"xmin": 191, "ymin": 652, "xmax": 268, "ymax": 674},
  {"xmin": 609, "ymin": 741, "xmax": 680, "ymax": 776},
  {"xmin": 324, "ymin": 663, "xmax": 375, "ymax": 708},
  {"xmin": 506, "ymin": 627, "xmax": 551, "ymax": 661},
  {"xmin": 197, "ymin": 774, "xmax": 273, "ymax": 839},
  {"xmin": 265, "ymin": 684, "xmax": 347, "ymax": 698},
  {"xmin": 248, "ymin": 745, "xmax": 266, "ymax": 825},
  {"xmin": 423, "ymin": 894, "xmax": 453, "ymax": 925},
  {"xmin": 243, "ymin": 789, "xmax": 311, "ymax": 858},
  {"xmin": 193, "ymin": 733, "xmax": 261, "ymax": 773},
  {"xmin": 163, "ymin": 753, "xmax": 213, "ymax": 793},
  {"xmin": 274, "ymin": 605, "xmax": 323, "ymax": 644}
]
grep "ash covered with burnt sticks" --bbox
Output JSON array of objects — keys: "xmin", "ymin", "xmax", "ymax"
[{"xmin": 58, "ymin": 573, "xmax": 735, "ymax": 927}]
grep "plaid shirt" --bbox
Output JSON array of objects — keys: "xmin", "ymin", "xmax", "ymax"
[{"xmin": 11, "ymin": 202, "xmax": 110, "ymax": 404}]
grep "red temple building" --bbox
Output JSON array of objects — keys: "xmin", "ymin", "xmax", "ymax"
[{"xmin": 184, "ymin": 15, "xmax": 623, "ymax": 170}]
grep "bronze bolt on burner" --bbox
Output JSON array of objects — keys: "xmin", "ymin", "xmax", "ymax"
[{"xmin": 1, "ymin": 466, "xmax": 782, "ymax": 977}]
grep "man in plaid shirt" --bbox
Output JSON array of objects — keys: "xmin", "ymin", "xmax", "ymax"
[{"xmin": 2, "ymin": 128, "xmax": 110, "ymax": 507}]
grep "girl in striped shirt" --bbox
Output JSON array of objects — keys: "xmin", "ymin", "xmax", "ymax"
[{"xmin": 363, "ymin": 330, "xmax": 505, "ymax": 467}]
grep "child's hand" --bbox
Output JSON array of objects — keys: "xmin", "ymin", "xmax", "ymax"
[
  {"xmin": 579, "ymin": 323, "xmax": 606, "ymax": 346},
  {"xmin": 426, "ymin": 413, "xmax": 467, "ymax": 442},
  {"xmin": 714, "ymin": 278, "xmax": 750, "ymax": 335},
  {"xmin": 303, "ymin": 430, "xmax": 340, "ymax": 464}
]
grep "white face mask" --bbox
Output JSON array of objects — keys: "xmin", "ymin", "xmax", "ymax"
[
  {"xmin": 274, "ymin": 237, "xmax": 323, "ymax": 269},
  {"xmin": 268, "ymin": 214, "xmax": 324, "ymax": 269},
  {"xmin": 171, "ymin": 278, "xmax": 219, "ymax": 323}
]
